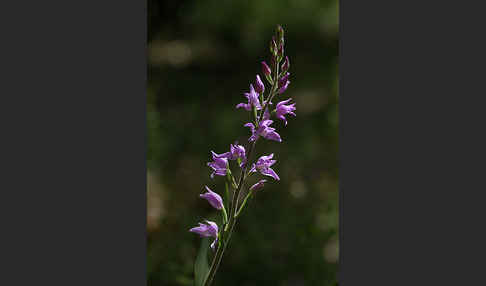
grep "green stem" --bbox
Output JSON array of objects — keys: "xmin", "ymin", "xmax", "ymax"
[
  {"xmin": 221, "ymin": 205, "xmax": 228, "ymax": 225},
  {"xmin": 226, "ymin": 169, "xmax": 238, "ymax": 189},
  {"xmin": 253, "ymin": 106, "xmax": 258, "ymax": 124},
  {"xmin": 236, "ymin": 189, "xmax": 254, "ymax": 217}
]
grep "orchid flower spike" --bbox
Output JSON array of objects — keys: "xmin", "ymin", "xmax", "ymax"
[{"xmin": 191, "ymin": 26, "xmax": 295, "ymax": 278}]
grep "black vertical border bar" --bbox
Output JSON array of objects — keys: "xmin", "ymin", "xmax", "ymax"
[
  {"xmin": 337, "ymin": 0, "xmax": 485, "ymax": 284},
  {"xmin": 338, "ymin": 0, "xmax": 343, "ymax": 283},
  {"xmin": 143, "ymin": 0, "xmax": 148, "ymax": 282},
  {"xmin": 0, "ymin": 0, "xmax": 147, "ymax": 284}
]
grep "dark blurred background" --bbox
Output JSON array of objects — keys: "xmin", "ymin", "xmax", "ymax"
[{"xmin": 147, "ymin": 0, "xmax": 339, "ymax": 285}]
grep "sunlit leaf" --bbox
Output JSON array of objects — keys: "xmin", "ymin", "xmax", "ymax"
[{"xmin": 194, "ymin": 237, "xmax": 210, "ymax": 286}]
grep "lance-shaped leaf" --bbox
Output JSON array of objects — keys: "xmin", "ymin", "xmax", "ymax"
[{"xmin": 194, "ymin": 237, "xmax": 210, "ymax": 286}]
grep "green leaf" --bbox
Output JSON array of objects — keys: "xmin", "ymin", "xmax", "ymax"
[{"xmin": 194, "ymin": 237, "xmax": 210, "ymax": 286}]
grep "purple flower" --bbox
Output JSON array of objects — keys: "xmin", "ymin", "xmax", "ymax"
[
  {"xmin": 270, "ymin": 36, "xmax": 277, "ymax": 54},
  {"xmin": 277, "ymin": 43, "xmax": 284, "ymax": 58},
  {"xmin": 230, "ymin": 144, "xmax": 246, "ymax": 160},
  {"xmin": 277, "ymin": 25, "xmax": 284, "ymax": 40},
  {"xmin": 278, "ymin": 80, "xmax": 290, "ymax": 94},
  {"xmin": 236, "ymin": 84, "xmax": 262, "ymax": 111},
  {"xmin": 207, "ymin": 151, "xmax": 228, "ymax": 179},
  {"xmin": 214, "ymin": 143, "xmax": 247, "ymax": 168},
  {"xmin": 231, "ymin": 144, "xmax": 246, "ymax": 167},
  {"xmin": 249, "ymin": 179, "xmax": 267, "ymax": 191},
  {"xmin": 244, "ymin": 119, "xmax": 282, "ymax": 143},
  {"xmin": 261, "ymin": 61, "xmax": 271, "ymax": 77},
  {"xmin": 189, "ymin": 220, "xmax": 219, "ymax": 250},
  {"xmin": 247, "ymin": 84, "xmax": 262, "ymax": 109},
  {"xmin": 249, "ymin": 154, "xmax": 280, "ymax": 181},
  {"xmin": 278, "ymin": 73, "xmax": 290, "ymax": 94},
  {"xmin": 189, "ymin": 220, "xmax": 218, "ymax": 237},
  {"xmin": 281, "ymin": 56, "xmax": 290, "ymax": 72},
  {"xmin": 279, "ymin": 72, "xmax": 290, "ymax": 87},
  {"xmin": 275, "ymin": 98, "xmax": 296, "ymax": 126},
  {"xmin": 235, "ymin": 103, "xmax": 251, "ymax": 111},
  {"xmin": 254, "ymin": 75, "xmax": 265, "ymax": 94},
  {"xmin": 200, "ymin": 186, "xmax": 224, "ymax": 210}
]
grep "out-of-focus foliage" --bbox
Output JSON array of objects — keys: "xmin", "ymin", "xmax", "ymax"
[{"xmin": 147, "ymin": 0, "xmax": 339, "ymax": 285}]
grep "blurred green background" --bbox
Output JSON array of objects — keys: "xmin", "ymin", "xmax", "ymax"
[{"xmin": 147, "ymin": 0, "xmax": 339, "ymax": 285}]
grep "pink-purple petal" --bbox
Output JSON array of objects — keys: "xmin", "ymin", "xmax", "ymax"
[
  {"xmin": 264, "ymin": 130, "xmax": 282, "ymax": 142},
  {"xmin": 263, "ymin": 167, "xmax": 280, "ymax": 181}
]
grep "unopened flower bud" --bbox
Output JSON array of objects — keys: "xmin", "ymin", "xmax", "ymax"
[
  {"xmin": 250, "ymin": 179, "xmax": 267, "ymax": 191},
  {"xmin": 281, "ymin": 56, "xmax": 290, "ymax": 72},
  {"xmin": 261, "ymin": 61, "xmax": 272, "ymax": 83},
  {"xmin": 254, "ymin": 75, "xmax": 265, "ymax": 94},
  {"xmin": 277, "ymin": 43, "xmax": 284, "ymax": 59},
  {"xmin": 270, "ymin": 36, "xmax": 278, "ymax": 56},
  {"xmin": 261, "ymin": 61, "xmax": 271, "ymax": 77},
  {"xmin": 270, "ymin": 56, "xmax": 276, "ymax": 70},
  {"xmin": 276, "ymin": 25, "xmax": 284, "ymax": 42}
]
